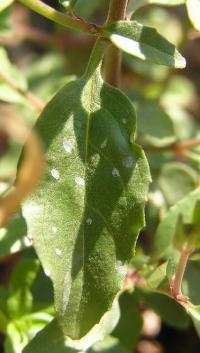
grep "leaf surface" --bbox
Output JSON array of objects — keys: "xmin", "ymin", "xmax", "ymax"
[
  {"xmin": 21, "ymin": 41, "xmax": 150, "ymax": 340},
  {"xmin": 128, "ymin": 0, "xmax": 185, "ymax": 13},
  {"xmin": 0, "ymin": 0, "xmax": 14, "ymax": 12},
  {"xmin": 154, "ymin": 188, "xmax": 200, "ymax": 259},
  {"xmin": 186, "ymin": 0, "xmax": 200, "ymax": 30},
  {"xmin": 103, "ymin": 21, "xmax": 186, "ymax": 68}
]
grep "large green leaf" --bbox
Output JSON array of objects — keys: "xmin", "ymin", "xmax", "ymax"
[
  {"xmin": 128, "ymin": 0, "xmax": 185, "ymax": 13},
  {"xmin": 186, "ymin": 0, "xmax": 200, "ymax": 30},
  {"xmin": 21, "ymin": 41, "xmax": 150, "ymax": 340},
  {"xmin": 103, "ymin": 21, "xmax": 186, "ymax": 68},
  {"xmin": 154, "ymin": 188, "xmax": 200, "ymax": 259}
]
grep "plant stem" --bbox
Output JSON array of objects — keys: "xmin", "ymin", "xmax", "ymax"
[
  {"xmin": 172, "ymin": 248, "xmax": 193, "ymax": 300},
  {"xmin": 104, "ymin": 0, "xmax": 128, "ymax": 87},
  {"xmin": 0, "ymin": 71, "xmax": 45, "ymax": 112},
  {"xmin": 17, "ymin": 0, "xmax": 101, "ymax": 35}
]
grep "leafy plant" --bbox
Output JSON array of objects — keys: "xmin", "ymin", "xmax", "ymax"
[{"xmin": 0, "ymin": 0, "xmax": 200, "ymax": 352}]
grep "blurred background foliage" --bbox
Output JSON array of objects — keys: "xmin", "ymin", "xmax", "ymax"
[{"xmin": 0, "ymin": 1, "xmax": 200, "ymax": 352}]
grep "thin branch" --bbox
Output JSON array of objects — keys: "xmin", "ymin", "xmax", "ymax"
[
  {"xmin": 104, "ymin": 0, "xmax": 129, "ymax": 87},
  {"xmin": 170, "ymin": 248, "xmax": 193, "ymax": 302},
  {"xmin": 0, "ymin": 70, "xmax": 45, "ymax": 112},
  {"xmin": 17, "ymin": 0, "xmax": 101, "ymax": 35}
]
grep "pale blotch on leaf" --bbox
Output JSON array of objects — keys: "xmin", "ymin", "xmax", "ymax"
[
  {"xmin": 44, "ymin": 269, "xmax": 51, "ymax": 277},
  {"xmin": 101, "ymin": 140, "xmax": 107, "ymax": 149},
  {"xmin": 51, "ymin": 169, "xmax": 60, "ymax": 180},
  {"xmin": 23, "ymin": 236, "xmax": 32, "ymax": 247},
  {"xmin": 75, "ymin": 176, "xmax": 85, "ymax": 187},
  {"xmin": 112, "ymin": 168, "xmax": 120, "ymax": 177},
  {"xmin": 63, "ymin": 138, "xmax": 74, "ymax": 155},
  {"xmin": 52, "ymin": 226, "xmax": 58, "ymax": 234},
  {"xmin": 122, "ymin": 118, "xmax": 127, "ymax": 124},
  {"xmin": 55, "ymin": 248, "xmax": 62, "ymax": 256},
  {"xmin": 86, "ymin": 218, "xmax": 92, "ymax": 225},
  {"xmin": 10, "ymin": 240, "xmax": 21, "ymax": 253},
  {"xmin": 115, "ymin": 260, "xmax": 128, "ymax": 277},
  {"xmin": 123, "ymin": 156, "xmax": 134, "ymax": 169}
]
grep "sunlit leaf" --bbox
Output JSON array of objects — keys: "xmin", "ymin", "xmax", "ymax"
[
  {"xmin": 128, "ymin": 0, "xmax": 185, "ymax": 13},
  {"xmin": 103, "ymin": 21, "xmax": 186, "ymax": 68},
  {"xmin": 154, "ymin": 188, "xmax": 200, "ymax": 259},
  {"xmin": 186, "ymin": 0, "xmax": 200, "ymax": 30},
  {"xmin": 0, "ymin": 0, "xmax": 14, "ymax": 12},
  {"xmin": 21, "ymin": 41, "xmax": 150, "ymax": 340}
]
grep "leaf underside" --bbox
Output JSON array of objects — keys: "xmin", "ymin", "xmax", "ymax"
[{"xmin": 21, "ymin": 52, "xmax": 150, "ymax": 340}]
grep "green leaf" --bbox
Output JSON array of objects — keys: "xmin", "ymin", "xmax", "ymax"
[
  {"xmin": 0, "ymin": 0, "xmax": 14, "ymax": 12},
  {"xmin": 136, "ymin": 101, "xmax": 176, "ymax": 147},
  {"xmin": 0, "ymin": 212, "xmax": 28, "ymax": 257},
  {"xmin": 128, "ymin": 0, "xmax": 185, "ymax": 13},
  {"xmin": 88, "ymin": 336, "xmax": 130, "ymax": 353},
  {"xmin": 186, "ymin": 306, "xmax": 200, "ymax": 337},
  {"xmin": 112, "ymin": 292, "xmax": 142, "ymax": 351},
  {"xmin": 103, "ymin": 21, "xmax": 186, "ymax": 68},
  {"xmin": 0, "ymin": 47, "xmax": 27, "ymax": 91},
  {"xmin": 22, "ymin": 319, "xmax": 78, "ymax": 353},
  {"xmin": 7, "ymin": 259, "xmax": 39, "ymax": 318},
  {"xmin": 146, "ymin": 262, "xmax": 168, "ymax": 289},
  {"xmin": 154, "ymin": 188, "xmax": 200, "ymax": 258},
  {"xmin": 59, "ymin": 0, "xmax": 79, "ymax": 10},
  {"xmin": 158, "ymin": 163, "xmax": 198, "ymax": 206},
  {"xmin": 135, "ymin": 288, "xmax": 190, "ymax": 329},
  {"xmin": 186, "ymin": 0, "xmax": 200, "ymax": 30},
  {"xmin": 4, "ymin": 322, "xmax": 29, "ymax": 353},
  {"xmin": 21, "ymin": 41, "xmax": 150, "ymax": 340}
]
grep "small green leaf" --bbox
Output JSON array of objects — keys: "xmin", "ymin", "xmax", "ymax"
[
  {"xmin": 22, "ymin": 319, "xmax": 78, "ymax": 353},
  {"xmin": 21, "ymin": 40, "xmax": 150, "ymax": 340},
  {"xmin": 186, "ymin": 306, "xmax": 200, "ymax": 337},
  {"xmin": 137, "ymin": 101, "xmax": 176, "ymax": 147},
  {"xmin": 59, "ymin": 0, "xmax": 78, "ymax": 10},
  {"xmin": 0, "ymin": 47, "xmax": 27, "ymax": 91},
  {"xmin": 0, "ymin": 0, "xmax": 14, "ymax": 12},
  {"xmin": 135, "ymin": 288, "xmax": 190, "ymax": 329},
  {"xmin": 112, "ymin": 292, "xmax": 142, "ymax": 351},
  {"xmin": 158, "ymin": 163, "xmax": 198, "ymax": 206},
  {"xmin": 4, "ymin": 322, "xmax": 29, "ymax": 353},
  {"xmin": 186, "ymin": 0, "xmax": 200, "ymax": 30},
  {"xmin": 0, "ymin": 212, "xmax": 28, "ymax": 257},
  {"xmin": 146, "ymin": 262, "xmax": 168, "ymax": 289},
  {"xmin": 89, "ymin": 336, "xmax": 130, "ymax": 353},
  {"xmin": 128, "ymin": 0, "xmax": 185, "ymax": 13},
  {"xmin": 103, "ymin": 21, "xmax": 186, "ymax": 68},
  {"xmin": 154, "ymin": 188, "xmax": 200, "ymax": 259},
  {"xmin": 7, "ymin": 259, "xmax": 39, "ymax": 318}
]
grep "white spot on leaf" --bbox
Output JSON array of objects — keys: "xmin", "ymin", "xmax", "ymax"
[
  {"xmin": 63, "ymin": 138, "xmax": 74, "ymax": 154},
  {"xmin": 122, "ymin": 118, "xmax": 127, "ymax": 124},
  {"xmin": 55, "ymin": 248, "xmax": 62, "ymax": 256},
  {"xmin": 123, "ymin": 156, "xmax": 134, "ymax": 169},
  {"xmin": 115, "ymin": 261, "xmax": 128, "ymax": 277},
  {"xmin": 101, "ymin": 140, "xmax": 107, "ymax": 149},
  {"xmin": 75, "ymin": 176, "xmax": 85, "ymax": 187},
  {"xmin": 44, "ymin": 269, "xmax": 51, "ymax": 277},
  {"xmin": 10, "ymin": 240, "xmax": 21, "ymax": 253},
  {"xmin": 51, "ymin": 169, "xmax": 60, "ymax": 180},
  {"xmin": 52, "ymin": 226, "xmax": 57, "ymax": 234},
  {"xmin": 23, "ymin": 236, "xmax": 32, "ymax": 247},
  {"xmin": 86, "ymin": 218, "xmax": 92, "ymax": 225},
  {"xmin": 112, "ymin": 168, "xmax": 120, "ymax": 177}
]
